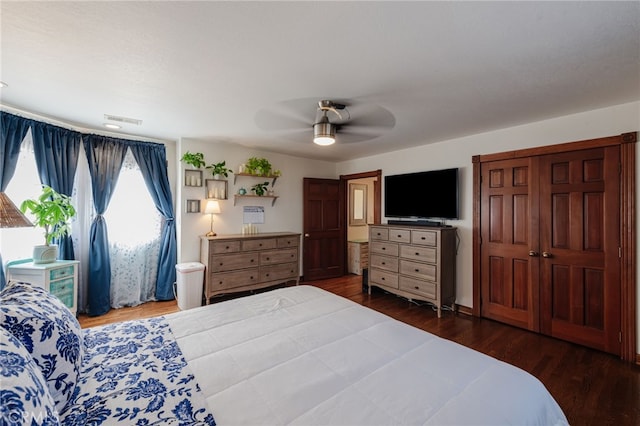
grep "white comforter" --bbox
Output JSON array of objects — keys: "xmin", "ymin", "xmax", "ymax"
[{"xmin": 167, "ymin": 285, "xmax": 568, "ymax": 425}]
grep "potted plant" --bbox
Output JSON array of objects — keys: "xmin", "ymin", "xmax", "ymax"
[
  {"xmin": 180, "ymin": 151, "xmax": 206, "ymax": 169},
  {"xmin": 206, "ymin": 161, "xmax": 233, "ymax": 179},
  {"xmin": 20, "ymin": 185, "xmax": 76, "ymax": 264},
  {"xmin": 251, "ymin": 182, "xmax": 270, "ymax": 196},
  {"xmin": 245, "ymin": 157, "xmax": 273, "ymax": 176}
]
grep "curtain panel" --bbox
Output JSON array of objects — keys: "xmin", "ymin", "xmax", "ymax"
[
  {"xmin": 83, "ymin": 134, "xmax": 128, "ymax": 316},
  {"xmin": 31, "ymin": 121, "xmax": 82, "ymax": 260},
  {"xmin": 129, "ymin": 141, "xmax": 177, "ymax": 301},
  {"xmin": 0, "ymin": 112, "xmax": 32, "ymax": 289}
]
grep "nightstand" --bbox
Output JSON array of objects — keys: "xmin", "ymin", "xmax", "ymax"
[{"xmin": 7, "ymin": 260, "xmax": 80, "ymax": 315}]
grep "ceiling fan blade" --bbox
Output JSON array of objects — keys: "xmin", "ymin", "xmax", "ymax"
[{"xmin": 254, "ymin": 107, "xmax": 310, "ymax": 131}]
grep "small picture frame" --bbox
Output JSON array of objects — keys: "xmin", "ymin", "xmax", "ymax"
[
  {"xmin": 206, "ymin": 179, "xmax": 228, "ymax": 200},
  {"xmin": 185, "ymin": 199, "xmax": 201, "ymax": 213}
]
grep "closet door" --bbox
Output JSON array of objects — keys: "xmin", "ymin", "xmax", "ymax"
[
  {"xmin": 539, "ymin": 147, "xmax": 621, "ymax": 355},
  {"xmin": 479, "ymin": 157, "xmax": 540, "ymax": 331}
]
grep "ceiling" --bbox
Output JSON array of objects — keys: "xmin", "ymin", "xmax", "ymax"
[{"xmin": 1, "ymin": 1, "xmax": 639, "ymax": 162}]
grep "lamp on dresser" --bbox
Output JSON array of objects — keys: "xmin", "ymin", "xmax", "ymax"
[
  {"xmin": 204, "ymin": 200, "xmax": 221, "ymax": 237},
  {"xmin": 0, "ymin": 192, "xmax": 33, "ymax": 228}
]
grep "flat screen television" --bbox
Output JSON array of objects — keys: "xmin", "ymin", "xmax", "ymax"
[{"xmin": 384, "ymin": 168, "xmax": 459, "ymax": 221}]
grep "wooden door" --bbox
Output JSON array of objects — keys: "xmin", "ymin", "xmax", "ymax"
[
  {"xmin": 539, "ymin": 147, "xmax": 621, "ymax": 355},
  {"xmin": 302, "ymin": 178, "xmax": 345, "ymax": 281},
  {"xmin": 480, "ymin": 157, "xmax": 540, "ymax": 331}
]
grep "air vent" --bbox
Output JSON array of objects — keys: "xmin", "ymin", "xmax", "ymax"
[{"xmin": 104, "ymin": 114, "xmax": 142, "ymax": 126}]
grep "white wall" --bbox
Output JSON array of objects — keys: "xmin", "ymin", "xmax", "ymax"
[
  {"xmin": 336, "ymin": 101, "xmax": 640, "ymax": 350},
  {"xmin": 176, "ymin": 139, "xmax": 336, "ymax": 263}
]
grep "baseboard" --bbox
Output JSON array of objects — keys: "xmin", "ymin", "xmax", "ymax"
[{"xmin": 455, "ymin": 304, "xmax": 473, "ymax": 316}]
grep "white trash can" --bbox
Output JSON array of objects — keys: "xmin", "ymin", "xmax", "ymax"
[{"xmin": 175, "ymin": 262, "xmax": 205, "ymax": 310}]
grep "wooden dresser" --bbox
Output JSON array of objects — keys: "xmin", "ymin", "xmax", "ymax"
[
  {"xmin": 200, "ymin": 232, "xmax": 300, "ymax": 302},
  {"xmin": 348, "ymin": 240, "xmax": 369, "ymax": 275},
  {"xmin": 368, "ymin": 224, "xmax": 456, "ymax": 317}
]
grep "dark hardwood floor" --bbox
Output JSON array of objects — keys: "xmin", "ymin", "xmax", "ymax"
[{"xmin": 79, "ymin": 274, "xmax": 640, "ymax": 426}]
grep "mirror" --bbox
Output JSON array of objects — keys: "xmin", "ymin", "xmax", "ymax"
[{"xmin": 349, "ymin": 183, "xmax": 367, "ymax": 226}]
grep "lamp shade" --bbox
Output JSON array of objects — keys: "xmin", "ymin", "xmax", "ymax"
[
  {"xmin": 204, "ymin": 200, "xmax": 221, "ymax": 214},
  {"xmin": 0, "ymin": 192, "xmax": 33, "ymax": 228}
]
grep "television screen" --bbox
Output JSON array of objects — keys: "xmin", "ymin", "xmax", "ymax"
[{"xmin": 384, "ymin": 168, "xmax": 459, "ymax": 220}]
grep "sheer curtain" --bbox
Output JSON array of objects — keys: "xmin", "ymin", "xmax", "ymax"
[{"xmin": 104, "ymin": 149, "xmax": 161, "ymax": 308}]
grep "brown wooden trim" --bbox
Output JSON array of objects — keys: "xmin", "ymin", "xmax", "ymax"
[
  {"xmin": 621, "ymin": 137, "xmax": 637, "ymax": 362},
  {"xmin": 456, "ymin": 304, "xmax": 473, "ymax": 316},
  {"xmin": 472, "ymin": 158, "xmax": 482, "ymax": 317},
  {"xmin": 340, "ymin": 169, "xmax": 382, "ymax": 224},
  {"xmin": 477, "ymin": 133, "xmax": 629, "ymax": 163}
]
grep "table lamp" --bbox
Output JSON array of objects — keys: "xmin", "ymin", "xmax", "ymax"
[
  {"xmin": 204, "ymin": 200, "xmax": 221, "ymax": 237},
  {"xmin": 0, "ymin": 192, "xmax": 33, "ymax": 228}
]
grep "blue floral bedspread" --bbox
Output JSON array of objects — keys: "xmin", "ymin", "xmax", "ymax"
[{"xmin": 59, "ymin": 316, "xmax": 216, "ymax": 425}]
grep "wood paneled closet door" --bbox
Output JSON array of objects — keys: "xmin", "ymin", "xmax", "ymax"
[{"xmin": 477, "ymin": 144, "xmax": 623, "ymax": 356}]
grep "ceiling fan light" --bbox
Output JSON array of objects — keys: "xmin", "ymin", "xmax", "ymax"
[{"xmin": 313, "ymin": 120, "xmax": 335, "ymax": 146}]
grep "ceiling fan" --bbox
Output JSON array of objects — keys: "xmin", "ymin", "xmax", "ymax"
[{"xmin": 254, "ymin": 98, "xmax": 395, "ymax": 145}]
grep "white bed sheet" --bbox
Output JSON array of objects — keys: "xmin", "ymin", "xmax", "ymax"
[{"xmin": 166, "ymin": 285, "xmax": 568, "ymax": 425}]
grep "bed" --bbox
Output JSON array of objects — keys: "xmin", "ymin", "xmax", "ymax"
[{"xmin": 1, "ymin": 281, "xmax": 569, "ymax": 425}]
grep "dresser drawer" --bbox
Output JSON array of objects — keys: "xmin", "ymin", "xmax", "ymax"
[
  {"xmin": 370, "ymin": 268, "xmax": 399, "ymax": 288},
  {"xmin": 210, "ymin": 253, "xmax": 258, "ymax": 272},
  {"xmin": 49, "ymin": 277, "xmax": 75, "ymax": 308},
  {"xmin": 388, "ymin": 228, "xmax": 411, "ymax": 243},
  {"xmin": 260, "ymin": 262, "xmax": 298, "ymax": 282},
  {"xmin": 399, "ymin": 276, "xmax": 437, "ymax": 300},
  {"xmin": 209, "ymin": 269, "xmax": 259, "ymax": 291},
  {"xmin": 399, "ymin": 259, "xmax": 436, "ymax": 281},
  {"xmin": 242, "ymin": 238, "xmax": 277, "ymax": 251},
  {"xmin": 370, "ymin": 254, "xmax": 398, "ymax": 272},
  {"xmin": 400, "ymin": 245, "xmax": 437, "ymax": 263},
  {"xmin": 277, "ymin": 236, "xmax": 299, "ymax": 248},
  {"xmin": 260, "ymin": 248, "xmax": 298, "ymax": 265},
  {"xmin": 50, "ymin": 266, "xmax": 74, "ymax": 280},
  {"xmin": 369, "ymin": 227, "xmax": 389, "ymax": 241},
  {"xmin": 411, "ymin": 230, "xmax": 438, "ymax": 246},
  {"xmin": 210, "ymin": 240, "xmax": 241, "ymax": 254},
  {"xmin": 370, "ymin": 241, "xmax": 399, "ymax": 257}
]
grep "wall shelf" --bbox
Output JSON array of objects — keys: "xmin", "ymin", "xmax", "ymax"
[
  {"xmin": 234, "ymin": 173, "xmax": 279, "ymax": 187},
  {"xmin": 184, "ymin": 169, "xmax": 203, "ymax": 187},
  {"xmin": 234, "ymin": 194, "xmax": 278, "ymax": 206}
]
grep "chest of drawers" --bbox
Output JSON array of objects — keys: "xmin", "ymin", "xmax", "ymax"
[
  {"xmin": 368, "ymin": 225, "xmax": 456, "ymax": 317},
  {"xmin": 200, "ymin": 232, "xmax": 300, "ymax": 302},
  {"xmin": 7, "ymin": 260, "xmax": 80, "ymax": 315},
  {"xmin": 348, "ymin": 240, "xmax": 369, "ymax": 275}
]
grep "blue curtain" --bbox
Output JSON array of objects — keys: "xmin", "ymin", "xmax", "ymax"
[
  {"xmin": 83, "ymin": 134, "xmax": 128, "ymax": 316},
  {"xmin": 0, "ymin": 112, "xmax": 32, "ymax": 289},
  {"xmin": 31, "ymin": 121, "xmax": 81, "ymax": 260},
  {"xmin": 129, "ymin": 141, "xmax": 177, "ymax": 301}
]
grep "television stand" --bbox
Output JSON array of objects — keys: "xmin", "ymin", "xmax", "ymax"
[{"xmin": 388, "ymin": 219, "xmax": 442, "ymax": 227}]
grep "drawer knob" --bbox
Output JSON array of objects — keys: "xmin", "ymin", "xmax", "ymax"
[
  {"xmin": 415, "ymin": 252, "xmax": 420, "ymax": 256},
  {"xmin": 414, "ymin": 286, "xmax": 419, "ymax": 290},
  {"xmin": 415, "ymin": 268, "xmax": 420, "ymax": 272},
  {"xmin": 381, "ymin": 277, "xmax": 386, "ymax": 281},
  {"xmin": 382, "ymin": 247, "xmax": 386, "ymax": 251},
  {"xmin": 381, "ymin": 262, "xmax": 386, "ymax": 265},
  {"xmin": 266, "ymin": 257, "xmax": 270, "ymax": 261}
]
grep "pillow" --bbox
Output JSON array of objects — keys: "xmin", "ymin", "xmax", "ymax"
[
  {"xmin": 0, "ymin": 326, "xmax": 60, "ymax": 425},
  {"xmin": 0, "ymin": 281, "xmax": 84, "ymax": 413}
]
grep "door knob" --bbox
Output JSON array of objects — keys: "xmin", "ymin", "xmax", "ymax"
[
  {"xmin": 528, "ymin": 250, "xmax": 539, "ymax": 257},
  {"xmin": 304, "ymin": 233, "xmax": 310, "ymax": 237},
  {"xmin": 542, "ymin": 251, "xmax": 553, "ymax": 258}
]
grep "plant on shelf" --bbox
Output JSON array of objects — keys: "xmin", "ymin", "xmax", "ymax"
[
  {"xmin": 245, "ymin": 157, "xmax": 273, "ymax": 176},
  {"xmin": 206, "ymin": 160, "xmax": 233, "ymax": 178},
  {"xmin": 20, "ymin": 185, "xmax": 76, "ymax": 263},
  {"xmin": 180, "ymin": 151, "xmax": 206, "ymax": 169},
  {"xmin": 250, "ymin": 182, "xmax": 270, "ymax": 196}
]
